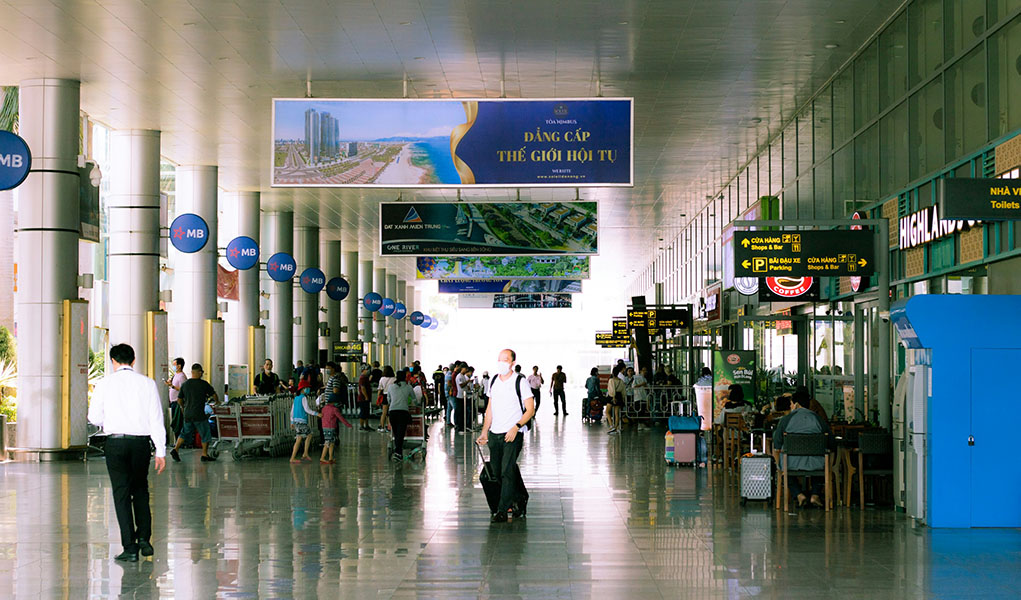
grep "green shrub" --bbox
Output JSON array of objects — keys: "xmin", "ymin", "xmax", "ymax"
[{"xmin": 0, "ymin": 326, "xmax": 14, "ymax": 364}]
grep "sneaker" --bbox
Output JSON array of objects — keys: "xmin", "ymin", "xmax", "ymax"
[
  {"xmin": 377, "ymin": 426, "xmax": 387, "ymax": 432},
  {"xmin": 490, "ymin": 512, "xmax": 508, "ymax": 523},
  {"xmin": 200, "ymin": 455, "xmax": 216, "ymax": 462},
  {"xmin": 170, "ymin": 449, "xmax": 181, "ymax": 462},
  {"xmin": 563, "ymin": 413, "xmax": 569, "ymax": 416}
]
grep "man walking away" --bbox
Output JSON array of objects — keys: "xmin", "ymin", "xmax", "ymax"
[
  {"xmin": 165, "ymin": 357, "xmax": 186, "ymax": 441},
  {"xmin": 357, "ymin": 365, "xmax": 373, "ymax": 431},
  {"xmin": 169, "ymin": 363, "xmax": 219, "ymax": 463},
  {"xmin": 551, "ymin": 365, "xmax": 568, "ymax": 416},
  {"xmin": 88, "ymin": 343, "xmax": 166, "ymax": 562},
  {"xmin": 433, "ymin": 365, "xmax": 445, "ymax": 407},
  {"xmin": 527, "ymin": 366, "xmax": 544, "ymax": 415},
  {"xmin": 455, "ymin": 366, "xmax": 470, "ymax": 433},
  {"xmin": 477, "ymin": 349, "xmax": 534, "ymax": 523}
]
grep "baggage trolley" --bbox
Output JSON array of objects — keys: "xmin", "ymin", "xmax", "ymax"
[
  {"xmin": 740, "ymin": 431, "xmax": 773, "ymax": 506},
  {"xmin": 387, "ymin": 403, "xmax": 427, "ymax": 461},
  {"xmin": 213, "ymin": 394, "xmax": 304, "ymax": 461}
]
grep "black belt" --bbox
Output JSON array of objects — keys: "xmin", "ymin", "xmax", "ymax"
[{"xmin": 107, "ymin": 434, "xmax": 149, "ymax": 440}]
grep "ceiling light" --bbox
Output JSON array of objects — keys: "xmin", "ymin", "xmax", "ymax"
[
  {"xmin": 610, "ymin": 55, "xmax": 621, "ymax": 59},
  {"xmin": 399, "ymin": 21, "xmax": 413, "ymax": 25},
  {"xmin": 618, "ymin": 21, "xmax": 629, "ymax": 25},
  {"xmin": 804, "ymin": 54, "xmax": 816, "ymax": 58},
  {"xmin": 835, "ymin": 20, "xmax": 847, "ymax": 24},
  {"xmin": 414, "ymin": 56, "xmax": 426, "ymax": 60},
  {"xmin": 183, "ymin": 22, "xmax": 196, "ymax": 27},
  {"xmin": 825, "ymin": 44, "xmax": 839, "ymax": 49},
  {"xmin": 218, "ymin": 56, "xmax": 229, "ymax": 61}
]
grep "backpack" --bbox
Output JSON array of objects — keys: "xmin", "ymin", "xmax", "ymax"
[{"xmin": 501, "ymin": 373, "xmax": 533, "ymax": 431}]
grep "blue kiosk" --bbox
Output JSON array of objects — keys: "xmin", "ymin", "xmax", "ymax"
[{"xmin": 898, "ymin": 294, "xmax": 1021, "ymax": 528}]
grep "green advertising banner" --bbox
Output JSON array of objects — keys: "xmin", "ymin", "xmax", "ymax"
[
  {"xmin": 712, "ymin": 349, "xmax": 756, "ymax": 421},
  {"xmin": 380, "ymin": 201, "xmax": 597, "ymax": 256},
  {"xmin": 416, "ymin": 255, "xmax": 590, "ymax": 280}
]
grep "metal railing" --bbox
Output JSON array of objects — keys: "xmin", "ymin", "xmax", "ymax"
[{"xmin": 624, "ymin": 385, "xmax": 695, "ymax": 421}]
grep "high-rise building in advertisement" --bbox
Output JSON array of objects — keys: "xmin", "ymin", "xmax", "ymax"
[{"xmin": 304, "ymin": 108, "xmax": 340, "ymax": 163}]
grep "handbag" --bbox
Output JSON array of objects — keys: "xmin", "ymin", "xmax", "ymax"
[
  {"xmin": 668, "ymin": 415, "xmax": 703, "ymax": 433},
  {"xmin": 376, "ymin": 390, "xmax": 385, "ymax": 406}
]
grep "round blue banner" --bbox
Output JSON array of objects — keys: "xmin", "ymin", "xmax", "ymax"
[
  {"xmin": 170, "ymin": 213, "xmax": 209, "ymax": 253},
  {"xmin": 226, "ymin": 236, "xmax": 259, "ymax": 270},
  {"xmin": 299, "ymin": 267, "xmax": 326, "ymax": 294},
  {"xmin": 267, "ymin": 252, "xmax": 297, "ymax": 282},
  {"xmin": 393, "ymin": 303, "xmax": 407, "ymax": 320},
  {"xmin": 428, "ymin": 319, "xmax": 439, "ymax": 330},
  {"xmin": 0, "ymin": 131, "xmax": 31, "ymax": 191},
  {"xmin": 379, "ymin": 298, "xmax": 396, "ymax": 316},
  {"xmin": 363, "ymin": 292, "xmax": 383, "ymax": 312},
  {"xmin": 409, "ymin": 311, "xmax": 425, "ymax": 326},
  {"xmin": 325, "ymin": 277, "xmax": 350, "ymax": 301},
  {"xmin": 421, "ymin": 315, "xmax": 433, "ymax": 328}
]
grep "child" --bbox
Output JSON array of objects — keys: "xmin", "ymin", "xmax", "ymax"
[
  {"xmin": 319, "ymin": 401, "xmax": 342, "ymax": 464},
  {"xmin": 290, "ymin": 387, "xmax": 319, "ymax": 463}
]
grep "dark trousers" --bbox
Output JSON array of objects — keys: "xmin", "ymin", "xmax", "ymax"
[
  {"xmin": 454, "ymin": 398, "xmax": 466, "ymax": 431},
  {"xmin": 105, "ymin": 437, "xmax": 152, "ymax": 552},
  {"xmin": 389, "ymin": 410, "xmax": 411, "ymax": 456},
  {"xmin": 553, "ymin": 388, "xmax": 566, "ymax": 414},
  {"xmin": 169, "ymin": 402, "xmax": 183, "ymax": 439},
  {"xmin": 487, "ymin": 433, "xmax": 526, "ymax": 513},
  {"xmin": 531, "ymin": 388, "xmax": 541, "ymax": 412},
  {"xmin": 789, "ymin": 476, "xmax": 824, "ymax": 499}
]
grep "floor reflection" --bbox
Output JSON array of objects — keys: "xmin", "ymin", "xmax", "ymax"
[{"xmin": 0, "ymin": 416, "xmax": 1018, "ymax": 599}]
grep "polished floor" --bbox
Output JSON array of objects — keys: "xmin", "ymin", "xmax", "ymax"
[{"xmin": 1, "ymin": 413, "xmax": 1018, "ymax": 599}]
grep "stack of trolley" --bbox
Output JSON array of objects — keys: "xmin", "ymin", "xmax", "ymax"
[
  {"xmin": 212, "ymin": 393, "xmax": 317, "ymax": 461},
  {"xmin": 389, "ymin": 401, "xmax": 427, "ymax": 461}
]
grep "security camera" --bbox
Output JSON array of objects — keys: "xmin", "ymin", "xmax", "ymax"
[{"xmin": 879, "ymin": 310, "xmax": 890, "ymax": 323}]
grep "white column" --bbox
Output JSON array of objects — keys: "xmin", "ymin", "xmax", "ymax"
[
  {"xmin": 358, "ymin": 260, "xmax": 374, "ymax": 352},
  {"xmin": 262, "ymin": 212, "xmax": 293, "ymax": 376},
  {"xmin": 224, "ymin": 192, "xmax": 260, "ymax": 365},
  {"xmin": 14, "ymin": 78, "xmax": 80, "ymax": 450},
  {"xmin": 292, "ymin": 226, "xmax": 318, "ymax": 366},
  {"xmin": 108, "ymin": 130, "xmax": 161, "ymax": 369},
  {"xmin": 342, "ymin": 251, "xmax": 359, "ymax": 344},
  {"xmin": 319, "ymin": 240, "xmax": 342, "ymax": 354},
  {"xmin": 171, "ymin": 166, "xmax": 218, "ymax": 366},
  {"xmin": 397, "ymin": 279, "xmax": 407, "ymax": 365}
]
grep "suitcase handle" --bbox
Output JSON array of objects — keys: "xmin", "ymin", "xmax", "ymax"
[{"xmin": 475, "ymin": 440, "xmax": 490, "ymax": 463}]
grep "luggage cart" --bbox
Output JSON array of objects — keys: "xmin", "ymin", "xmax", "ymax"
[
  {"xmin": 388, "ymin": 403, "xmax": 427, "ymax": 461},
  {"xmin": 212, "ymin": 394, "xmax": 308, "ymax": 461}
]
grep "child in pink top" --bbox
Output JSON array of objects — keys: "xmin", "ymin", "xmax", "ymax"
[{"xmin": 319, "ymin": 402, "xmax": 343, "ymax": 464}]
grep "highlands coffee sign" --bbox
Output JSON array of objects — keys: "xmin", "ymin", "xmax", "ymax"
[{"xmin": 898, "ymin": 205, "xmax": 977, "ymax": 250}]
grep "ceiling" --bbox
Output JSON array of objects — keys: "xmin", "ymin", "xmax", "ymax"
[{"xmin": 0, "ymin": 0, "xmax": 902, "ymax": 297}]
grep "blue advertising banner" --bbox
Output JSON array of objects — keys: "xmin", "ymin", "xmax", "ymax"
[
  {"xmin": 409, "ymin": 311, "xmax": 425, "ymax": 326},
  {"xmin": 272, "ymin": 98, "xmax": 632, "ymax": 188},
  {"xmin": 379, "ymin": 298, "xmax": 396, "ymax": 316},
  {"xmin": 170, "ymin": 214, "xmax": 209, "ymax": 253},
  {"xmin": 363, "ymin": 292, "xmax": 383, "ymax": 312},
  {"xmin": 428, "ymin": 319, "xmax": 439, "ymax": 330},
  {"xmin": 417, "ymin": 256, "xmax": 590, "ymax": 280},
  {"xmin": 0, "ymin": 131, "xmax": 31, "ymax": 191},
  {"xmin": 438, "ymin": 279, "xmax": 582, "ymax": 293},
  {"xmin": 325, "ymin": 277, "xmax": 350, "ymax": 301},
  {"xmin": 393, "ymin": 303, "xmax": 407, "ymax": 320},
  {"xmin": 421, "ymin": 315, "xmax": 433, "ymax": 328},
  {"xmin": 380, "ymin": 201, "xmax": 596, "ymax": 256},
  {"xmin": 226, "ymin": 236, "xmax": 260, "ymax": 270},
  {"xmin": 299, "ymin": 268, "xmax": 326, "ymax": 294},
  {"xmin": 267, "ymin": 252, "xmax": 297, "ymax": 282}
]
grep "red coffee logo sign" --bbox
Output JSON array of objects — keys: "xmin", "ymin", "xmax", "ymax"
[
  {"xmin": 765, "ymin": 277, "xmax": 814, "ymax": 298},
  {"xmin": 727, "ymin": 354, "xmax": 741, "ymax": 365}
]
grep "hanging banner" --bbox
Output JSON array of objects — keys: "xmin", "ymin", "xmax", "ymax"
[
  {"xmin": 379, "ymin": 201, "xmax": 597, "ymax": 256},
  {"xmin": 458, "ymin": 293, "xmax": 572, "ymax": 309},
  {"xmin": 421, "ymin": 315, "xmax": 433, "ymax": 328},
  {"xmin": 712, "ymin": 350, "xmax": 756, "ymax": 421},
  {"xmin": 325, "ymin": 277, "xmax": 350, "ymax": 301},
  {"xmin": 299, "ymin": 267, "xmax": 326, "ymax": 294},
  {"xmin": 379, "ymin": 298, "xmax": 396, "ymax": 316},
  {"xmin": 0, "ymin": 131, "xmax": 31, "ymax": 191},
  {"xmin": 437, "ymin": 279, "xmax": 582, "ymax": 293},
  {"xmin": 266, "ymin": 252, "xmax": 297, "ymax": 282},
  {"xmin": 272, "ymin": 98, "xmax": 633, "ymax": 188},
  {"xmin": 216, "ymin": 265, "xmax": 239, "ymax": 301},
  {"xmin": 417, "ymin": 255, "xmax": 590, "ymax": 280},
  {"xmin": 226, "ymin": 236, "xmax": 260, "ymax": 270},
  {"xmin": 393, "ymin": 303, "xmax": 407, "ymax": 319},
  {"xmin": 170, "ymin": 213, "xmax": 209, "ymax": 253},
  {"xmin": 363, "ymin": 292, "xmax": 383, "ymax": 312}
]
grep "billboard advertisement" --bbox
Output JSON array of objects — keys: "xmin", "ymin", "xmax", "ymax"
[
  {"xmin": 712, "ymin": 349, "xmax": 756, "ymax": 421},
  {"xmin": 272, "ymin": 98, "xmax": 632, "ymax": 188},
  {"xmin": 380, "ymin": 201, "xmax": 597, "ymax": 256},
  {"xmin": 437, "ymin": 279, "xmax": 582, "ymax": 294},
  {"xmin": 416, "ymin": 255, "xmax": 590, "ymax": 280},
  {"xmin": 459, "ymin": 293, "xmax": 572, "ymax": 309}
]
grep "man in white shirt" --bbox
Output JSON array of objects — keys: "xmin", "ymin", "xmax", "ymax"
[
  {"xmin": 455, "ymin": 367, "xmax": 469, "ymax": 433},
  {"xmin": 527, "ymin": 366, "xmax": 544, "ymax": 415},
  {"xmin": 88, "ymin": 343, "xmax": 166, "ymax": 562},
  {"xmin": 477, "ymin": 349, "xmax": 535, "ymax": 523},
  {"xmin": 165, "ymin": 357, "xmax": 186, "ymax": 440}
]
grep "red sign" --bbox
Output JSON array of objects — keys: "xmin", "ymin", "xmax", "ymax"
[
  {"xmin": 765, "ymin": 277, "xmax": 814, "ymax": 298},
  {"xmin": 726, "ymin": 353, "xmax": 741, "ymax": 365}
]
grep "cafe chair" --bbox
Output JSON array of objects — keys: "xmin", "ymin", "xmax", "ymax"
[
  {"xmin": 854, "ymin": 431, "xmax": 894, "ymax": 508},
  {"xmin": 724, "ymin": 412, "xmax": 747, "ymax": 472},
  {"xmin": 779, "ymin": 432, "xmax": 831, "ymax": 511}
]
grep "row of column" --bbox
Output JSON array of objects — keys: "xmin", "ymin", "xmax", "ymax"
[{"xmin": 13, "ymin": 78, "xmax": 421, "ymax": 452}]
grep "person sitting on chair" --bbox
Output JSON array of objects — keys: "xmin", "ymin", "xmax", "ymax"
[{"xmin": 773, "ymin": 392, "xmax": 832, "ymax": 508}]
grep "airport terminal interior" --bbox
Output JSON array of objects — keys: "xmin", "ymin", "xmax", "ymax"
[{"xmin": 1, "ymin": 0, "xmax": 1020, "ymax": 598}]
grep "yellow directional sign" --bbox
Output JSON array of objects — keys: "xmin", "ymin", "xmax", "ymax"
[{"xmin": 733, "ymin": 230, "xmax": 875, "ymax": 277}]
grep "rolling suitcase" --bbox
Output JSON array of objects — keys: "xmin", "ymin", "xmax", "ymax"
[
  {"xmin": 740, "ymin": 431, "xmax": 773, "ymax": 505},
  {"xmin": 477, "ymin": 443, "xmax": 528, "ymax": 515}
]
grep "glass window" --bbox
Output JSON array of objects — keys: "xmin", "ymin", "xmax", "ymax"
[
  {"xmin": 834, "ymin": 69, "xmax": 855, "ymax": 146},
  {"xmin": 988, "ymin": 14, "xmax": 1021, "ymax": 138},
  {"xmin": 881, "ymin": 101, "xmax": 910, "ymax": 196},
  {"xmin": 909, "ymin": 75, "xmax": 946, "ymax": 180},
  {"xmin": 798, "ymin": 107, "xmax": 813, "ymax": 175},
  {"xmin": 910, "ymin": 0, "xmax": 945, "ymax": 88},
  {"xmin": 784, "ymin": 125, "xmax": 799, "ymax": 189},
  {"xmin": 814, "ymin": 86, "xmax": 833, "ymax": 161},
  {"xmin": 946, "ymin": 0, "xmax": 987, "ymax": 59},
  {"xmin": 782, "ymin": 190, "xmax": 796, "ymax": 219},
  {"xmin": 834, "ymin": 143, "xmax": 855, "ymax": 216},
  {"xmin": 855, "ymin": 40, "xmax": 880, "ymax": 131},
  {"xmin": 881, "ymin": 12, "xmax": 909, "ymax": 110},
  {"xmin": 748, "ymin": 162, "xmax": 758, "ymax": 211},
  {"xmin": 815, "ymin": 156, "xmax": 834, "ymax": 219},
  {"xmin": 855, "ymin": 123, "xmax": 880, "ymax": 201},
  {"xmin": 946, "ymin": 46, "xmax": 988, "ymax": 157},
  {"xmin": 988, "ymin": 0, "xmax": 1021, "ymax": 25},
  {"xmin": 797, "ymin": 175, "xmax": 815, "ymax": 219},
  {"xmin": 770, "ymin": 141, "xmax": 783, "ymax": 194}
]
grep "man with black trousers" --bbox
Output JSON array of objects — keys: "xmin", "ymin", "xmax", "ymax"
[
  {"xmin": 477, "ymin": 349, "xmax": 535, "ymax": 523},
  {"xmin": 88, "ymin": 343, "xmax": 166, "ymax": 562}
]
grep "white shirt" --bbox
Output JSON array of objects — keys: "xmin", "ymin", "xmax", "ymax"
[
  {"xmin": 632, "ymin": 373, "xmax": 649, "ymax": 402},
  {"xmin": 168, "ymin": 371, "xmax": 186, "ymax": 404},
  {"xmin": 456, "ymin": 373, "xmax": 468, "ymax": 399},
  {"xmin": 378, "ymin": 376, "xmax": 395, "ymax": 394},
  {"xmin": 488, "ymin": 373, "xmax": 533, "ymax": 434},
  {"xmin": 527, "ymin": 373, "xmax": 542, "ymax": 389},
  {"xmin": 88, "ymin": 366, "xmax": 167, "ymax": 457}
]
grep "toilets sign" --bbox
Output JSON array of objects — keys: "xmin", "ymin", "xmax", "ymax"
[
  {"xmin": 170, "ymin": 213, "xmax": 209, "ymax": 253},
  {"xmin": 0, "ymin": 131, "xmax": 31, "ymax": 191}
]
